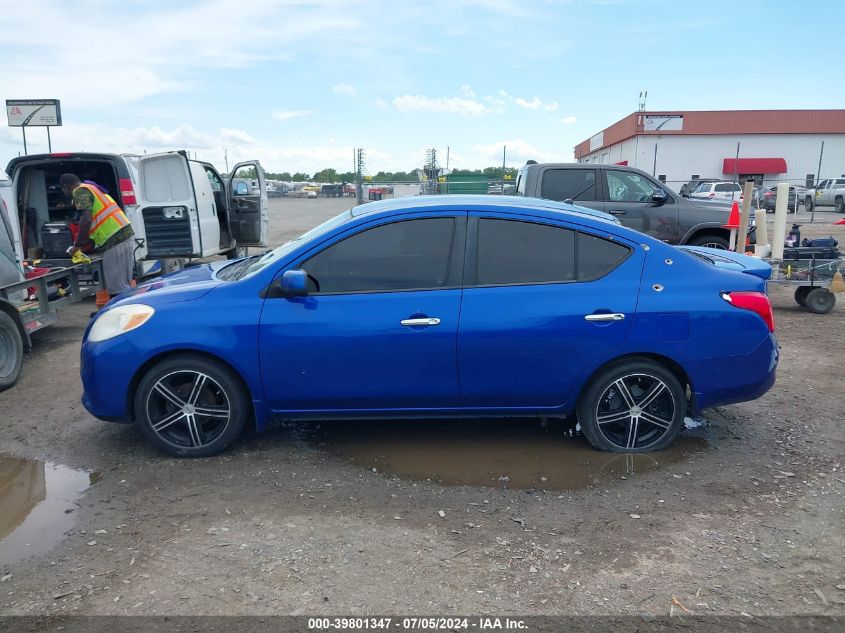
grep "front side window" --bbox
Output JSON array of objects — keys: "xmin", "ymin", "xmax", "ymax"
[
  {"xmin": 476, "ymin": 219, "xmax": 575, "ymax": 285},
  {"xmin": 606, "ymin": 170, "xmax": 655, "ymax": 202},
  {"xmin": 693, "ymin": 183, "xmax": 711, "ymax": 193},
  {"xmin": 541, "ymin": 169, "xmax": 596, "ymax": 202},
  {"xmin": 303, "ymin": 218, "xmax": 455, "ymax": 293}
]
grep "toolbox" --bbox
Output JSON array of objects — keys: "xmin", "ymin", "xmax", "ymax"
[{"xmin": 40, "ymin": 222, "xmax": 74, "ymax": 258}]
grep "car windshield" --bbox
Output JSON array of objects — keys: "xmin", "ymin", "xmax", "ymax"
[{"xmin": 220, "ymin": 209, "xmax": 352, "ymax": 281}]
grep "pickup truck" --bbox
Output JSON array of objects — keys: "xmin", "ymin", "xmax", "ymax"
[
  {"xmin": 805, "ymin": 178, "xmax": 845, "ymax": 213},
  {"xmin": 515, "ymin": 163, "xmax": 745, "ymax": 249}
]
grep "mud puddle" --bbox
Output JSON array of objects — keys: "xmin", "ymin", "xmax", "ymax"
[
  {"xmin": 0, "ymin": 454, "xmax": 99, "ymax": 568},
  {"xmin": 310, "ymin": 419, "xmax": 707, "ymax": 490}
]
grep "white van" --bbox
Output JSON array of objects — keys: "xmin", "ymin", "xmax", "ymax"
[{"xmin": 4, "ymin": 151, "xmax": 268, "ymax": 270}]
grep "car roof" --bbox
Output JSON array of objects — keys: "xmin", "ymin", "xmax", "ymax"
[{"xmin": 349, "ymin": 194, "xmax": 619, "ymax": 224}]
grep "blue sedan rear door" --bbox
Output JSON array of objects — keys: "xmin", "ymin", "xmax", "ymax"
[
  {"xmin": 457, "ymin": 214, "xmax": 644, "ymax": 409},
  {"xmin": 259, "ymin": 214, "xmax": 466, "ymax": 412}
]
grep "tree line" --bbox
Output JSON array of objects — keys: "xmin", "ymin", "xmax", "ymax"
[{"xmin": 262, "ymin": 166, "xmax": 519, "ymax": 183}]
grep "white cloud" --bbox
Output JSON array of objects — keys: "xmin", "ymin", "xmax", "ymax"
[
  {"xmin": 332, "ymin": 82, "xmax": 357, "ymax": 97},
  {"xmin": 393, "ymin": 95, "xmax": 490, "ymax": 117},
  {"xmin": 460, "ymin": 84, "xmax": 476, "ymax": 98},
  {"xmin": 513, "ymin": 96, "xmax": 559, "ymax": 111},
  {"xmin": 374, "ymin": 98, "xmax": 388, "ymax": 108},
  {"xmin": 272, "ymin": 110, "xmax": 314, "ymax": 121},
  {"xmin": 561, "ymin": 115, "xmax": 577, "ymax": 124}
]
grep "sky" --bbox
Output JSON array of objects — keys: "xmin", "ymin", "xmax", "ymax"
[{"xmin": 1, "ymin": 0, "xmax": 843, "ymax": 176}]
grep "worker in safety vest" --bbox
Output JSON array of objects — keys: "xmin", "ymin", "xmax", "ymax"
[{"xmin": 60, "ymin": 173, "xmax": 135, "ymax": 298}]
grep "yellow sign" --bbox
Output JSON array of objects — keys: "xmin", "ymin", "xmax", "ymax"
[{"xmin": 504, "ymin": 174, "xmax": 513, "ymax": 180}]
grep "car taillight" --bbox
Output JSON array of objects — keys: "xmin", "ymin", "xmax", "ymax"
[
  {"xmin": 709, "ymin": 193, "xmax": 715, "ymax": 198},
  {"xmin": 765, "ymin": 192, "xmax": 773, "ymax": 197},
  {"xmin": 119, "ymin": 177, "xmax": 137, "ymax": 205},
  {"xmin": 721, "ymin": 291, "xmax": 775, "ymax": 332}
]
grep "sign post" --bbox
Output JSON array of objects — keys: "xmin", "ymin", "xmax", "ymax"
[{"xmin": 5, "ymin": 99, "xmax": 62, "ymax": 155}]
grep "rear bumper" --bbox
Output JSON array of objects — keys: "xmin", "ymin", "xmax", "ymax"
[{"xmin": 690, "ymin": 333, "xmax": 778, "ymax": 413}]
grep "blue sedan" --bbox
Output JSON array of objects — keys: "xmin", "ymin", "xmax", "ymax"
[{"xmin": 81, "ymin": 196, "xmax": 777, "ymax": 457}]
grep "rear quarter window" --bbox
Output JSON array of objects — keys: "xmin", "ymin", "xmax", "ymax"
[{"xmin": 577, "ymin": 233, "xmax": 631, "ymax": 281}]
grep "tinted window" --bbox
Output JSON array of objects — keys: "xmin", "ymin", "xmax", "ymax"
[
  {"xmin": 836, "ymin": 179, "xmax": 845, "ymax": 186},
  {"xmin": 693, "ymin": 183, "xmax": 711, "ymax": 193},
  {"xmin": 476, "ymin": 219, "xmax": 575, "ymax": 285},
  {"xmin": 540, "ymin": 169, "xmax": 596, "ymax": 202},
  {"xmin": 303, "ymin": 218, "xmax": 455, "ymax": 293},
  {"xmin": 606, "ymin": 170, "xmax": 655, "ymax": 202},
  {"xmin": 714, "ymin": 183, "xmax": 732, "ymax": 192},
  {"xmin": 577, "ymin": 233, "xmax": 630, "ymax": 281}
]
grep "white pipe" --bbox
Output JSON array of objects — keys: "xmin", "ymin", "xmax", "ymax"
[
  {"xmin": 754, "ymin": 207, "xmax": 769, "ymax": 246},
  {"xmin": 771, "ymin": 182, "xmax": 789, "ymax": 260}
]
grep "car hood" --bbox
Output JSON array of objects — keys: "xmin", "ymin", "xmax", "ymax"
[
  {"xmin": 677, "ymin": 246, "xmax": 772, "ymax": 280},
  {"xmin": 114, "ymin": 261, "xmax": 228, "ymax": 305}
]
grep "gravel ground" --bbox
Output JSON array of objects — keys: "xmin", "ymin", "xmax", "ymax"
[{"xmin": 0, "ymin": 198, "xmax": 843, "ymax": 617}]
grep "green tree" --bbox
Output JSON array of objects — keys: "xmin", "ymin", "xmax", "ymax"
[
  {"xmin": 291, "ymin": 172, "xmax": 311, "ymax": 182},
  {"xmin": 312, "ymin": 168, "xmax": 339, "ymax": 183}
]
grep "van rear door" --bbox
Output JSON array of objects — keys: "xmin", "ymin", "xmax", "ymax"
[
  {"xmin": 135, "ymin": 152, "xmax": 201, "ymax": 258},
  {"xmin": 227, "ymin": 161, "xmax": 268, "ymax": 247}
]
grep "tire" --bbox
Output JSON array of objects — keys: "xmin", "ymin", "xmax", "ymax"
[
  {"xmin": 687, "ymin": 234, "xmax": 729, "ymax": 250},
  {"xmin": 577, "ymin": 358, "xmax": 685, "ymax": 453},
  {"xmin": 804, "ymin": 288, "xmax": 836, "ymax": 315},
  {"xmin": 134, "ymin": 354, "xmax": 250, "ymax": 457},
  {"xmin": 805, "ymin": 197, "xmax": 814, "ymax": 213},
  {"xmin": 836, "ymin": 197, "xmax": 845, "ymax": 214},
  {"xmin": 794, "ymin": 286, "xmax": 812, "ymax": 307},
  {"xmin": 0, "ymin": 311, "xmax": 24, "ymax": 392}
]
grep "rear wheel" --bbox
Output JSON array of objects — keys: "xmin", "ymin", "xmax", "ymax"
[
  {"xmin": 836, "ymin": 197, "xmax": 844, "ymax": 213},
  {"xmin": 134, "ymin": 355, "xmax": 250, "ymax": 457},
  {"xmin": 687, "ymin": 234, "xmax": 729, "ymax": 250},
  {"xmin": 577, "ymin": 359, "xmax": 685, "ymax": 452},
  {"xmin": 805, "ymin": 197, "xmax": 815, "ymax": 213},
  {"xmin": 794, "ymin": 286, "xmax": 812, "ymax": 307},
  {"xmin": 804, "ymin": 288, "xmax": 836, "ymax": 315},
  {"xmin": 0, "ymin": 311, "xmax": 24, "ymax": 392}
]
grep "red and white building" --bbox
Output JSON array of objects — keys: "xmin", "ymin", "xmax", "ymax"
[{"xmin": 574, "ymin": 109, "xmax": 845, "ymax": 192}]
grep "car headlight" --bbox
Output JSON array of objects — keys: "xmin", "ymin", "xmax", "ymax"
[{"xmin": 88, "ymin": 304, "xmax": 155, "ymax": 343}]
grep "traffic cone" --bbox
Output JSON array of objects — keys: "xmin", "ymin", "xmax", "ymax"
[
  {"xmin": 835, "ymin": 218, "xmax": 845, "ymax": 226},
  {"xmin": 830, "ymin": 271, "xmax": 845, "ymax": 294},
  {"xmin": 724, "ymin": 201, "xmax": 740, "ymax": 250}
]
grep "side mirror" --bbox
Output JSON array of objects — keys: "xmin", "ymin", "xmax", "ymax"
[
  {"xmin": 652, "ymin": 188, "xmax": 669, "ymax": 204},
  {"xmin": 279, "ymin": 269, "xmax": 308, "ymax": 297}
]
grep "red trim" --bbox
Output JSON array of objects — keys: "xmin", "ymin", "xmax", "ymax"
[
  {"xmin": 614, "ymin": 160, "xmax": 628, "ymax": 165},
  {"xmin": 722, "ymin": 157, "xmax": 787, "ymax": 174}
]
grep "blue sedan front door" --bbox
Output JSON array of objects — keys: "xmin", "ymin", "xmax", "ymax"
[
  {"xmin": 259, "ymin": 215, "xmax": 466, "ymax": 413},
  {"xmin": 457, "ymin": 215, "xmax": 644, "ymax": 409}
]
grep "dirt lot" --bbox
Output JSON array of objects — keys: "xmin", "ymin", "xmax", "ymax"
[{"xmin": 1, "ymin": 197, "xmax": 844, "ymax": 617}]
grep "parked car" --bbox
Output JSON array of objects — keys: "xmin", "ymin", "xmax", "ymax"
[
  {"xmin": 761, "ymin": 185, "xmax": 806, "ymax": 213},
  {"xmin": 515, "ymin": 163, "xmax": 744, "ymax": 249},
  {"xmin": 6, "ymin": 152, "xmax": 268, "ymax": 269},
  {"xmin": 690, "ymin": 181, "xmax": 744, "ymax": 202},
  {"xmin": 679, "ymin": 178, "xmax": 719, "ymax": 198},
  {"xmin": 80, "ymin": 195, "xmax": 777, "ymax": 458},
  {"xmin": 805, "ymin": 178, "xmax": 845, "ymax": 213}
]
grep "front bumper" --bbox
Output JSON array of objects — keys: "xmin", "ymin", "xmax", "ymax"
[{"xmin": 80, "ymin": 336, "xmax": 142, "ymax": 423}]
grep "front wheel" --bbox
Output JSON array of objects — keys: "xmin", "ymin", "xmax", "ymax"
[
  {"xmin": 836, "ymin": 197, "xmax": 844, "ymax": 213},
  {"xmin": 687, "ymin": 234, "xmax": 729, "ymax": 250},
  {"xmin": 134, "ymin": 355, "xmax": 250, "ymax": 457},
  {"xmin": 577, "ymin": 359, "xmax": 685, "ymax": 452},
  {"xmin": 805, "ymin": 197, "xmax": 815, "ymax": 213},
  {"xmin": 0, "ymin": 311, "xmax": 24, "ymax": 392}
]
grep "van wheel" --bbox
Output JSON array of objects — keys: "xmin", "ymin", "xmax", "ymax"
[
  {"xmin": 687, "ymin": 234, "xmax": 729, "ymax": 250},
  {"xmin": 0, "ymin": 312, "xmax": 24, "ymax": 392},
  {"xmin": 134, "ymin": 355, "xmax": 249, "ymax": 457},
  {"xmin": 577, "ymin": 359, "xmax": 685, "ymax": 452}
]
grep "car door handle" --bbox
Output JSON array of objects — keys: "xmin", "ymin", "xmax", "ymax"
[
  {"xmin": 609, "ymin": 209, "xmax": 627, "ymax": 215},
  {"xmin": 400, "ymin": 317, "xmax": 441, "ymax": 327},
  {"xmin": 584, "ymin": 313, "xmax": 626, "ymax": 322}
]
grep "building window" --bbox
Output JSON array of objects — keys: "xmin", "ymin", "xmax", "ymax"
[
  {"xmin": 691, "ymin": 174, "xmax": 700, "ymax": 180},
  {"xmin": 806, "ymin": 174, "xmax": 815, "ymax": 188},
  {"xmin": 658, "ymin": 174, "xmax": 666, "ymax": 182}
]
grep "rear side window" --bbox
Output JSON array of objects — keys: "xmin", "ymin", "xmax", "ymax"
[
  {"xmin": 303, "ymin": 218, "xmax": 455, "ymax": 293},
  {"xmin": 714, "ymin": 183, "xmax": 733, "ymax": 192},
  {"xmin": 540, "ymin": 169, "xmax": 597, "ymax": 202},
  {"xmin": 836, "ymin": 179, "xmax": 845, "ymax": 186},
  {"xmin": 577, "ymin": 233, "xmax": 631, "ymax": 281},
  {"xmin": 476, "ymin": 219, "xmax": 575, "ymax": 285}
]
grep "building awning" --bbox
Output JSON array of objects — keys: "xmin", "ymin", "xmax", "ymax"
[
  {"xmin": 614, "ymin": 160, "xmax": 628, "ymax": 166},
  {"xmin": 722, "ymin": 157, "xmax": 787, "ymax": 174}
]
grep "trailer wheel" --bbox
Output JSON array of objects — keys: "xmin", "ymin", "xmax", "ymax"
[
  {"xmin": 794, "ymin": 286, "xmax": 812, "ymax": 307},
  {"xmin": 805, "ymin": 288, "xmax": 836, "ymax": 314},
  {"xmin": 0, "ymin": 311, "xmax": 24, "ymax": 392}
]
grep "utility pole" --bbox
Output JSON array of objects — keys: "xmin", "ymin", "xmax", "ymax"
[
  {"xmin": 424, "ymin": 148, "xmax": 438, "ymax": 195},
  {"xmin": 638, "ymin": 90, "xmax": 647, "ymax": 112},
  {"xmin": 356, "ymin": 147, "xmax": 365, "ymax": 205}
]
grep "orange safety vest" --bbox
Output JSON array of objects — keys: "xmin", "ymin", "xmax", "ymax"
[{"xmin": 77, "ymin": 183, "xmax": 130, "ymax": 248}]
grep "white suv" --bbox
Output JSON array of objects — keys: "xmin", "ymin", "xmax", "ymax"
[{"xmin": 690, "ymin": 181, "xmax": 743, "ymax": 201}]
